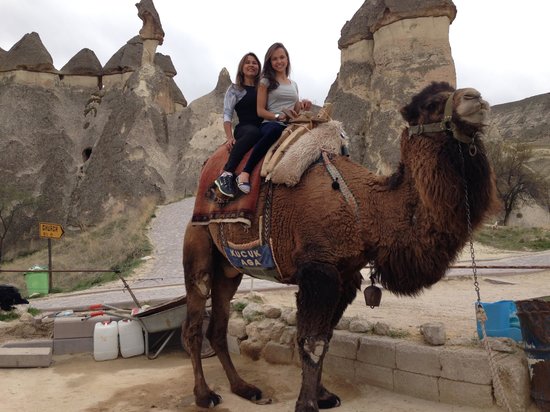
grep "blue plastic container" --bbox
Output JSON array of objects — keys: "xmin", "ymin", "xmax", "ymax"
[{"xmin": 475, "ymin": 300, "xmax": 523, "ymax": 342}]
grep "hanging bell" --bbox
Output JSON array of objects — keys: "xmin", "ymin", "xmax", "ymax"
[{"xmin": 364, "ymin": 284, "xmax": 382, "ymax": 308}]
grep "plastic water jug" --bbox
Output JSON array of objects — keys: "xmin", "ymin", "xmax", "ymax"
[
  {"xmin": 118, "ymin": 319, "xmax": 144, "ymax": 358},
  {"xmin": 93, "ymin": 321, "xmax": 119, "ymax": 361}
]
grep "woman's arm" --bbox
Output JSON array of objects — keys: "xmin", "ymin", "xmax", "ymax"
[{"xmin": 223, "ymin": 86, "xmax": 237, "ymax": 147}]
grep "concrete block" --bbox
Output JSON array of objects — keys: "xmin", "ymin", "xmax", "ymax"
[
  {"xmin": 323, "ymin": 354, "xmax": 355, "ymax": 381},
  {"xmin": 53, "ymin": 337, "xmax": 93, "ymax": 355},
  {"xmin": 357, "ymin": 335, "xmax": 398, "ymax": 368},
  {"xmin": 355, "ymin": 362, "xmax": 394, "ymax": 390},
  {"xmin": 493, "ymin": 351, "xmax": 531, "ymax": 411},
  {"xmin": 328, "ymin": 331, "xmax": 359, "ymax": 360},
  {"xmin": 440, "ymin": 347, "xmax": 491, "ymax": 384},
  {"xmin": 262, "ymin": 341, "xmax": 294, "ymax": 365},
  {"xmin": 439, "ymin": 378, "xmax": 494, "ymax": 407},
  {"xmin": 395, "ymin": 341, "xmax": 442, "ymax": 377},
  {"xmin": 394, "ymin": 370, "xmax": 439, "ymax": 402},
  {"xmin": 53, "ymin": 315, "xmax": 111, "ymax": 339},
  {"xmin": 0, "ymin": 347, "xmax": 52, "ymax": 368},
  {"xmin": 2, "ymin": 339, "xmax": 53, "ymax": 350}
]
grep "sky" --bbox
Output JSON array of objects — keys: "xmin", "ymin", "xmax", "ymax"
[{"xmin": 1, "ymin": 0, "xmax": 549, "ymax": 107}]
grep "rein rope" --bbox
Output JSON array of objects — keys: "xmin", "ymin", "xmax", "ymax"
[
  {"xmin": 321, "ymin": 151, "xmax": 360, "ymax": 221},
  {"xmin": 458, "ymin": 144, "xmax": 513, "ymax": 412}
]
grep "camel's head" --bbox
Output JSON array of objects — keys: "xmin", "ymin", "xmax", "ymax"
[{"xmin": 400, "ymin": 82, "xmax": 490, "ymax": 144}]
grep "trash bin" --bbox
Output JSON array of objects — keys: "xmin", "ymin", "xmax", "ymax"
[
  {"xmin": 515, "ymin": 297, "xmax": 550, "ymax": 411},
  {"xmin": 475, "ymin": 300, "xmax": 523, "ymax": 342},
  {"xmin": 24, "ymin": 265, "xmax": 49, "ymax": 295}
]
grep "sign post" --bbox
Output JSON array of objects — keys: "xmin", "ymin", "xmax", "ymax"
[{"xmin": 39, "ymin": 222, "xmax": 64, "ymax": 292}]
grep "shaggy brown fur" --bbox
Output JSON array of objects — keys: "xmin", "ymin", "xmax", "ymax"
[{"xmin": 182, "ymin": 82, "xmax": 499, "ymax": 411}]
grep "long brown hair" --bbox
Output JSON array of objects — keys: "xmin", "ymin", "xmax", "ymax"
[
  {"xmin": 262, "ymin": 42, "xmax": 291, "ymax": 91},
  {"xmin": 235, "ymin": 52, "xmax": 261, "ymax": 89}
]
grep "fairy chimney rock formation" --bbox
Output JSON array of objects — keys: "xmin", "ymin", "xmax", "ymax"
[
  {"xmin": 328, "ymin": 0, "xmax": 457, "ymax": 173},
  {"xmin": 136, "ymin": 0, "xmax": 165, "ymax": 65},
  {"xmin": 60, "ymin": 48, "xmax": 102, "ymax": 88},
  {"xmin": 0, "ymin": 32, "xmax": 58, "ymax": 87}
]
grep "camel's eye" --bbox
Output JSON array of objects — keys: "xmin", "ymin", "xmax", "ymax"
[
  {"xmin": 425, "ymin": 102, "xmax": 437, "ymax": 111},
  {"xmin": 463, "ymin": 93, "xmax": 481, "ymax": 100}
]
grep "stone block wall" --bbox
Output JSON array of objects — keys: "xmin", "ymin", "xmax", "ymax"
[{"xmin": 228, "ymin": 295, "xmax": 532, "ymax": 410}]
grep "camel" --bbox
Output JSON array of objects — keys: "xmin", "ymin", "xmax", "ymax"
[{"xmin": 182, "ymin": 82, "xmax": 499, "ymax": 411}]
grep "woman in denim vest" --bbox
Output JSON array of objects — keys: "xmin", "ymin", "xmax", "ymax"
[{"xmin": 214, "ymin": 52, "xmax": 262, "ymax": 198}]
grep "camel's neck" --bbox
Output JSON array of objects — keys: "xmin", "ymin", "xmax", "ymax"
[{"xmin": 349, "ymin": 138, "xmax": 496, "ymax": 296}]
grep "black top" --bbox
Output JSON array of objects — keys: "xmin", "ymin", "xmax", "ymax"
[{"xmin": 235, "ymin": 86, "xmax": 262, "ymax": 127}]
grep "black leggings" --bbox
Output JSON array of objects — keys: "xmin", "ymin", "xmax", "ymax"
[
  {"xmin": 223, "ymin": 124, "xmax": 261, "ymax": 173},
  {"xmin": 242, "ymin": 121, "xmax": 286, "ymax": 174}
]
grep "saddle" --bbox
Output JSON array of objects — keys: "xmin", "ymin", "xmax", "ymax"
[{"xmin": 191, "ymin": 104, "xmax": 347, "ymax": 225}]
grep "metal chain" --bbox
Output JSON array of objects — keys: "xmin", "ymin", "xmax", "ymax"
[
  {"xmin": 264, "ymin": 181, "xmax": 273, "ymax": 243},
  {"xmin": 458, "ymin": 143, "xmax": 513, "ymax": 412}
]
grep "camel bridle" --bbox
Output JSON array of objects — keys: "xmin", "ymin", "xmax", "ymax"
[{"xmin": 407, "ymin": 92, "xmax": 479, "ymax": 156}]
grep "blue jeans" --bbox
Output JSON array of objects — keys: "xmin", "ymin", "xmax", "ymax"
[{"xmin": 242, "ymin": 121, "xmax": 286, "ymax": 174}]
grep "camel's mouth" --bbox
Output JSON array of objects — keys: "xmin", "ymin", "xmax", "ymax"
[{"xmin": 455, "ymin": 88, "xmax": 490, "ymax": 126}]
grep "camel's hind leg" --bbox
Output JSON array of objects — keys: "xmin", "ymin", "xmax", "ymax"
[
  {"xmin": 295, "ymin": 262, "xmax": 343, "ymax": 412},
  {"xmin": 182, "ymin": 223, "xmax": 220, "ymax": 408},
  {"xmin": 317, "ymin": 271, "xmax": 361, "ymax": 409},
  {"xmin": 208, "ymin": 258, "xmax": 263, "ymax": 402}
]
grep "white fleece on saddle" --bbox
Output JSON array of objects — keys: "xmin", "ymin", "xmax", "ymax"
[{"xmin": 268, "ymin": 120, "xmax": 347, "ymax": 186}]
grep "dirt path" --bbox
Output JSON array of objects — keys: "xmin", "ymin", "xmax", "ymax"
[
  {"xmin": 1, "ymin": 351, "xmax": 503, "ymax": 412},
  {"xmin": 3, "ymin": 198, "xmax": 549, "ymax": 411}
]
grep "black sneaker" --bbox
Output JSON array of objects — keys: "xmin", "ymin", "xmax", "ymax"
[{"xmin": 215, "ymin": 174, "xmax": 236, "ymax": 198}]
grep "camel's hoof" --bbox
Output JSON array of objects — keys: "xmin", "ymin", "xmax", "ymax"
[
  {"xmin": 233, "ymin": 383, "xmax": 263, "ymax": 402},
  {"xmin": 295, "ymin": 400, "xmax": 319, "ymax": 412},
  {"xmin": 318, "ymin": 393, "xmax": 341, "ymax": 409},
  {"xmin": 196, "ymin": 391, "xmax": 222, "ymax": 408}
]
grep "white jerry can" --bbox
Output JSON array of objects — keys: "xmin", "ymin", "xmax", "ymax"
[
  {"xmin": 118, "ymin": 319, "xmax": 145, "ymax": 358},
  {"xmin": 93, "ymin": 321, "xmax": 119, "ymax": 361}
]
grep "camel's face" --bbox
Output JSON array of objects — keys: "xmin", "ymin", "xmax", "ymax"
[{"xmin": 454, "ymin": 88, "xmax": 490, "ymax": 126}]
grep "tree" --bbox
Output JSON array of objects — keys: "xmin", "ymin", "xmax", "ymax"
[
  {"xmin": 0, "ymin": 186, "xmax": 35, "ymax": 263},
  {"xmin": 486, "ymin": 140, "xmax": 547, "ymax": 225}
]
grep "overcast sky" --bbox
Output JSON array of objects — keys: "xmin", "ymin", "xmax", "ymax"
[{"xmin": 1, "ymin": 0, "xmax": 549, "ymax": 107}]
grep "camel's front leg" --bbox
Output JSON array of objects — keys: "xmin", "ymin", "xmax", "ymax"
[
  {"xmin": 208, "ymin": 259, "xmax": 263, "ymax": 402},
  {"xmin": 182, "ymin": 224, "xmax": 220, "ymax": 408},
  {"xmin": 295, "ymin": 262, "xmax": 342, "ymax": 412}
]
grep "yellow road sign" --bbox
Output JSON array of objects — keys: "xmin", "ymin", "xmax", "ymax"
[{"xmin": 39, "ymin": 222, "xmax": 64, "ymax": 239}]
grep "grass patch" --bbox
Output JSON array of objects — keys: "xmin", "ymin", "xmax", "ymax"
[
  {"xmin": 0, "ymin": 197, "xmax": 157, "ymax": 295},
  {"xmin": 27, "ymin": 307, "xmax": 41, "ymax": 316},
  {"xmin": 475, "ymin": 226, "xmax": 550, "ymax": 251},
  {"xmin": 0, "ymin": 311, "xmax": 20, "ymax": 322}
]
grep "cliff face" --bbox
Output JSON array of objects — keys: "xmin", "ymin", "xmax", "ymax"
[
  {"xmin": 489, "ymin": 94, "xmax": 550, "ymax": 177},
  {"xmin": 327, "ymin": 0, "xmax": 457, "ymax": 174},
  {"xmin": 0, "ymin": 1, "xmax": 228, "ymax": 260},
  {"xmin": 1, "ymin": 0, "xmax": 549, "ymax": 259}
]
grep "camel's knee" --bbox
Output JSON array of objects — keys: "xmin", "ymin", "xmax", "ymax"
[
  {"xmin": 186, "ymin": 271, "xmax": 212, "ymax": 299},
  {"xmin": 300, "ymin": 337, "xmax": 328, "ymax": 365}
]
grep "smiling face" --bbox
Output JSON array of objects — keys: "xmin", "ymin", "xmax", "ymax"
[
  {"xmin": 269, "ymin": 47, "xmax": 288, "ymax": 75},
  {"xmin": 242, "ymin": 55, "xmax": 260, "ymax": 79}
]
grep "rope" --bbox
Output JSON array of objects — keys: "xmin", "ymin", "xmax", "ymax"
[{"xmin": 458, "ymin": 143, "xmax": 513, "ymax": 412}]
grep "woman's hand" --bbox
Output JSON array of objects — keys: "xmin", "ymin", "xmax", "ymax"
[
  {"xmin": 300, "ymin": 99, "xmax": 312, "ymax": 111},
  {"xmin": 225, "ymin": 136, "xmax": 236, "ymax": 150}
]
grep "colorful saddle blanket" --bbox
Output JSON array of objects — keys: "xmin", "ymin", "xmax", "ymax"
[{"xmin": 191, "ymin": 145, "xmax": 263, "ymax": 226}]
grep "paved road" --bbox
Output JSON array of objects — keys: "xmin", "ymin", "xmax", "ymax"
[{"xmin": 31, "ymin": 197, "xmax": 549, "ymax": 311}]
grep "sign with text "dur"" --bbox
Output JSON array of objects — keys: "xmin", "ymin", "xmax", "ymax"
[{"xmin": 39, "ymin": 222, "xmax": 64, "ymax": 239}]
